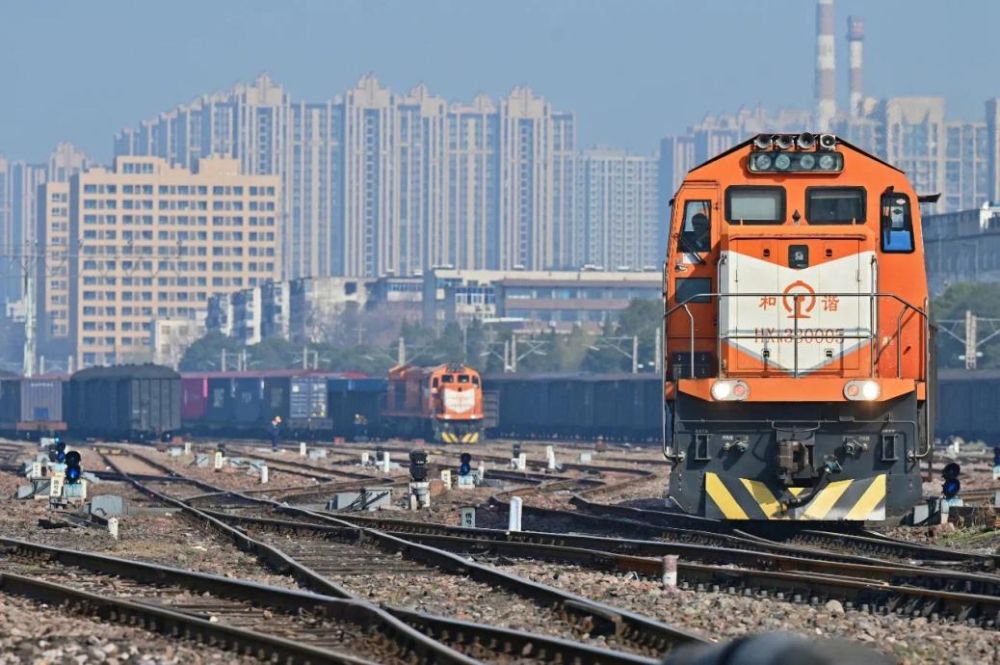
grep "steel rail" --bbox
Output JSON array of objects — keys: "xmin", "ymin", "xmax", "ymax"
[{"xmin": 104, "ymin": 448, "xmax": 707, "ymax": 659}]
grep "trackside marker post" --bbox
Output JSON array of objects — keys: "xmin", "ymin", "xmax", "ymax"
[
  {"xmin": 662, "ymin": 555, "xmax": 678, "ymax": 589},
  {"xmin": 509, "ymin": 496, "xmax": 523, "ymax": 532}
]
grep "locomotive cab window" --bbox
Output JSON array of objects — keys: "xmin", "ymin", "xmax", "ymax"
[
  {"xmin": 432, "ymin": 378, "xmax": 439, "ymax": 388},
  {"xmin": 458, "ymin": 375, "xmax": 470, "ymax": 383},
  {"xmin": 881, "ymin": 192, "xmax": 914, "ymax": 253},
  {"xmin": 678, "ymin": 200, "xmax": 712, "ymax": 253},
  {"xmin": 725, "ymin": 186, "xmax": 785, "ymax": 224},
  {"xmin": 442, "ymin": 375, "xmax": 454, "ymax": 383},
  {"xmin": 806, "ymin": 187, "xmax": 866, "ymax": 224},
  {"xmin": 472, "ymin": 376, "xmax": 480, "ymax": 385}
]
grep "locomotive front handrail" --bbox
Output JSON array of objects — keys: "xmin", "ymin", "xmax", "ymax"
[{"xmin": 664, "ymin": 291, "xmax": 928, "ymax": 380}]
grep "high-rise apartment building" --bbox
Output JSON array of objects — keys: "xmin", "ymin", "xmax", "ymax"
[
  {"xmin": 37, "ymin": 181, "xmax": 72, "ymax": 359},
  {"xmin": 0, "ymin": 143, "xmax": 88, "ymax": 309},
  {"xmin": 578, "ymin": 149, "xmax": 659, "ymax": 271},
  {"xmin": 67, "ymin": 156, "xmax": 280, "ymax": 368},
  {"xmin": 116, "ymin": 75, "xmax": 577, "ymax": 278}
]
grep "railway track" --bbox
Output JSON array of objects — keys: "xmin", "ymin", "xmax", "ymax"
[
  {"xmin": 205, "ymin": 509, "xmax": 1000, "ymax": 627},
  {"xmin": 0, "ymin": 537, "xmax": 470, "ymax": 665},
  {"xmin": 569, "ymin": 496, "xmax": 1000, "ymax": 569},
  {"xmin": 100, "ymin": 447, "xmax": 705, "ymax": 662}
]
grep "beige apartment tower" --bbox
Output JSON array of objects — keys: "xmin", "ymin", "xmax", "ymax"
[{"xmin": 68, "ymin": 156, "xmax": 280, "ymax": 368}]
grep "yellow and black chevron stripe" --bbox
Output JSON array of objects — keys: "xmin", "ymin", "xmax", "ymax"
[
  {"xmin": 704, "ymin": 472, "xmax": 886, "ymax": 521},
  {"xmin": 439, "ymin": 430, "xmax": 480, "ymax": 444}
]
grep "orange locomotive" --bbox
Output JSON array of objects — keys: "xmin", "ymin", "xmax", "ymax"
[
  {"xmin": 383, "ymin": 363, "xmax": 484, "ymax": 443},
  {"xmin": 664, "ymin": 132, "xmax": 930, "ymax": 521}
]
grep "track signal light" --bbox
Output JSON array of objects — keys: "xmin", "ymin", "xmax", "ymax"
[
  {"xmin": 459, "ymin": 452, "xmax": 472, "ymax": 476},
  {"xmin": 942, "ymin": 462, "xmax": 960, "ymax": 480},
  {"xmin": 819, "ymin": 133, "xmax": 837, "ymax": 150},
  {"xmin": 942, "ymin": 477, "xmax": 960, "ymax": 499},
  {"xmin": 774, "ymin": 134, "xmax": 794, "ymax": 150},
  {"xmin": 54, "ymin": 439, "xmax": 66, "ymax": 464},
  {"xmin": 64, "ymin": 450, "xmax": 82, "ymax": 484},
  {"xmin": 753, "ymin": 135, "xmax": 773, "ymax": 151},
  {"xmin": 796, "ymin": 132, "xmax": 816, "ymax": 150},
  {"xmin": 408, "ymin": 450, "xmax": 428, "ymax": 482}
]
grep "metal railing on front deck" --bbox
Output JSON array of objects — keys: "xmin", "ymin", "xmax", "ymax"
[{"xmin": 664, "ymin": 291, "xmax": 928, "ymax": 379}]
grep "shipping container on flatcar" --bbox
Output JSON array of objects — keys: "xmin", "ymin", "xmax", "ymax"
[
  {"xmin": 19, "ymin": 377, "xmax": 67, "ymax": 432},
  {"xmin": 67, "ymin": 364, "xmax": 180, "ymax": 440}
]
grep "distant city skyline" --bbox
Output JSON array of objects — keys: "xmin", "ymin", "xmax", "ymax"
[{"xmin": 3, "ymin": 0, "xmax": 1000, "ymax": 162}]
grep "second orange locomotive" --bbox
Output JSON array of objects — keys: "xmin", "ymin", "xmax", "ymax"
[{"xmin": 383, "ymin": 363, "xmax": 484, "ymax": 443}]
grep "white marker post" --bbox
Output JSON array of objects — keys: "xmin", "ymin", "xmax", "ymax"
[
  {"xmin": 545, "ymin": 446, "xmax": 556, "ymax": 471},
  {"xmin": 460, "ymin": 506, "xmax": 476, "ymax": 528},
  {"xmin": 361, "ymin": 452, "xmax": 370, "ymax": 466},
  {"xmin": 381, "ymin": 452, "xmax": 391, "ymax": 474},
  {"xmin": 440, "ymin": 469, "xmax": 452, "ymax": 490},
  {"xmin": 508, "ymin": 496, "xmax": 523, "ymax": 532},
  {"xmin": 214, "ymin": 451, "xmax": 224, "ymax": 471},
  {"xmin": 299, "ymin": 442, "xmax": 307, "ymax": 457},
  {"xmin": 183, "ymin": 441, "xmax": 192, "ymax": 455},
  {"xmin": 260, "ymin": 465, "xmax": 269, "ymax": 484},
  {"xmin": 662, "ymin": 555, "xmax": 678, "ymax": 589},
  {"xmin": 108, "ymin": 517, "xmax": 119, "ymax": 541}
]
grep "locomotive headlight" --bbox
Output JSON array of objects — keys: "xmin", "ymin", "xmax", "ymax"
[
  {"xmin": 844, "ymin": 380, "xmax": 880, "ymax": 401},
  {"xmin": 774, "ymin": 154, "xmax": 792, "ymax": 170},
  {"xmin": 798, "ymin": 153, "xmax": 816, "ymax": 170},
  {"xmin": 818, "ymin": 154, "xmax": 836, "ymax": 170},
  {"xmin": 711, "ymin": 380, "xmax": 749, "ymax": 401},
  {"xmin": 753, "ymin": 153, "xmax": 773, "ymax": 171}
]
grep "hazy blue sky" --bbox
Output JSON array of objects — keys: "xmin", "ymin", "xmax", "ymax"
[{"xmin": 2, "ymin": 0, "xmax": 998, "ymax": 162}]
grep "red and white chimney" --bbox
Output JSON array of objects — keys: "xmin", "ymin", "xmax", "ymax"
[
  {"xmin": 847, "ymin": 16, "xmax": 864, "ymax": 118},
  {"xmin": 815, "ymin": 0, "xmax": 836, "ymax": 131}
]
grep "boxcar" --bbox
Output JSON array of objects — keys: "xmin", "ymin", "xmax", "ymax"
[
  {"xmin": 0, "ymin": 375, "xmax": 67, "ymax": 435},
  {"xmin": 67, "ymin": 364, "xmax": 180, "ymax": 440}
]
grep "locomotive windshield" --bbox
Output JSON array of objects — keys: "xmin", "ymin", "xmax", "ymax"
[
  {"xmin": 806, "ymin": 187, "xmax": 866, "ymax": 224},
  {"xmin": 725, "ymin": 186, "xmax": 785, "ymax": 224}
]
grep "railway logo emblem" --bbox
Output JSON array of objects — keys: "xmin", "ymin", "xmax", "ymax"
[{"xmin": 781, "ymin": 280, "xmax": 816, "ymax": 319}]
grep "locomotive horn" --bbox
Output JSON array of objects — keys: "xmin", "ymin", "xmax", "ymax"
[
  {"xmin": 774, "ymin": 134, "xmax": 795, "ymax": 150},
  {"xmin": 796, "ymin": 132, "xmax": 816, "ymax": 150},
  {"xmin": 753, "ymin": 135, "xmax": 773, "ymax": 151}
]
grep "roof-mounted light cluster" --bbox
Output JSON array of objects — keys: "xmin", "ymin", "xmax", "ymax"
[{"xmin": 748, "ymin": 133, "xmax": 843, "ymax": 174}]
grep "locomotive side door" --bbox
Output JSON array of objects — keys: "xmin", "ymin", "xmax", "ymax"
[{"xmin": 666, "ymin": 183, "xmax": 719, "ymax": 379}]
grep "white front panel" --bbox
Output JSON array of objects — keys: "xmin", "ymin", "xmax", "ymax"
[
  {"xmin": 719, "ymin": 250, "xmax": 876, "ymax": 374},
  {"xmin": 443, "ymin": 388, "xmax": 475, "ymax": 414}
]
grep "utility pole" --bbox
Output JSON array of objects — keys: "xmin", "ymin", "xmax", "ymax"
[
  {"xmin": 655, "ymin": 327, "xmax": 663, "ymax": 374},
  {"xmin": 511, "ymin": 335, "xmax": 518, "ymax": 373},
  {"xmin": 398, "ymin": 337, "xmax": 406, "ymax": 365},
  {"xmin": 966, "ymin": 310, "xmax": 977, "ymax": 370},
  {"xmin": 631, "ymin": 335, "xmax": 639, "ymax": 374},
  {"xmin": 221, "ymin": 349, "xmax": 227, "ymax": 372}
]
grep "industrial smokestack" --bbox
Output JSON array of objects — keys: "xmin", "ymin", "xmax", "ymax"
[
  {"xmin": 847, "ymin": 16, "xmax": 864, "ymax": 118},
  {"xmin": 815, "ymin": 0, "xmax": 836, "ymax": 131}
]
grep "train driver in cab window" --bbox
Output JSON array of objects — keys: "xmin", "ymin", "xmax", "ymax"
[{"xmin": 679, "ymin": 201, "xmax": 712, "ymax": 254}]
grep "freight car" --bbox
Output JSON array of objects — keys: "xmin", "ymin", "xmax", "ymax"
[
  {"xmin": 936, "ymin": 368, "xmax": 1000, "ymax": 441},
  {"xmin": 0, "ymin": 374, "xmax": 67, "ymax": 436},
  {"xmin": 66, "ymin": 364, "xmax": 180, "ymax": 440},
  {"xmin": 181, "ymin": 370, "xmax": 336, "ymax": 437},
  {"xmin": 664, "ymin": 133, "xmax": 931, "ymax": 522},
  {"xmin": 383, "ymin": 364, "xmax": 484, "ymax": 443},
  {"xmin": 484, "ymin": 373, "xmax": 661, "ymax": 441}
]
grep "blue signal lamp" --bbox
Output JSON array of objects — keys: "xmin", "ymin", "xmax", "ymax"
[
  {"xmin": 942, "ymin": 478, "xmax": 960, "ymax": 499},
  {"xmin": 459, "ymin": 452, "xmax": 472, "ymax": 476}
]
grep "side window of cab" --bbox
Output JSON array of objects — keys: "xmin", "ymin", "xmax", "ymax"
[
  {"xmin": 678, "ymin": 200, "xmax": 711, "ymax": 253},
  {"xmin": 881, "ymin": 192, "xmax": 914, "ymax": 253}
]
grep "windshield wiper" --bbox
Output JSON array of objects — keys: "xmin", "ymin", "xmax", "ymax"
[{"xmin": 678, "ymin": 235, "xmax": 707, "ymax": 264}]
